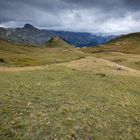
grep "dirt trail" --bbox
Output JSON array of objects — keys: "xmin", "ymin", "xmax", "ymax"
[{"xmin": 0, "ymin": 66, "xmax": 46, "ymax": 72}]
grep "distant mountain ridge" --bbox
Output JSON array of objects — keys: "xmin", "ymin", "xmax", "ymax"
[
  {"xmin": 0, "ymin": 24, "xmax": 56, "ymax": 45},
  {"xmin": 0, "ymin": 23, "xmax": 116, "ymax": 47},
  {"xmin": 81, "ymin": 32, "xmax": 140, "ymax": 54},
  {"xmin": 48, "ymin": 30, "xmax": 117, "ymax": 47}
]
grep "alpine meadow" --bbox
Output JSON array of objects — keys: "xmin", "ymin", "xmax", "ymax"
[{"xmin": 0, "ymin": 0, "xmax": 140, "ymax": 139}]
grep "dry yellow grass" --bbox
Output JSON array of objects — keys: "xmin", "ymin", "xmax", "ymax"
[
  {"xmin": 92, "ymin": 52, "xmax": 140, "ymax": 70},
  {"xmin": 1, "ymin": 55, "xmax": 140, "ymax": 77},
  {"xmin": 0, "ymin": 38, "xmax": 85, "ymax": 67},
  {"xmin": 60, "ymin": 56, "xmax": 140, "ymax": 77}
]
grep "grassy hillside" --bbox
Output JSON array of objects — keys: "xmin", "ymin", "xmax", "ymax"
[
  {"xmin": 91, "ymin": 52, "xmax": 140, "ymax": 71},
  {"xmin": 43, "ymin": 37, "xmax": 73, "ymax": 48},
  {"xmin": 0, "ymin": 33, "xmax": 140, "ymax": 139},
  {"xmin": 0, "ymin": 38, "xmax": 85, "ymax": 67},
  {"xmin": 80, "ymin": 33, "xmax": 140, "ymax": 70},
  {"xmin": 81, "ymin": 32, "xmax": 140, "ymax": 54},
  {"xmin": 0, "ymin": 57, "xmax": 140, "ymax": 139}
]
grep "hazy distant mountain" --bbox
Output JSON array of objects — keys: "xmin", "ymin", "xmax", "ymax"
[
  {"xmin": 0, "ymin": 24, "xmax": 116, "ymax": 47},
  {"xmin": 49, "ymin": 31, "xmax": 116, "ymax": 47},
  {"xmin": 81, "ymin": 32, "xmax": 140, "ymax": 54}
]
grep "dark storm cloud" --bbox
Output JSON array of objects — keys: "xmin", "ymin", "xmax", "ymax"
[
  {"xmin": 0, "ymin": 0, "xmax": 139, "ymax": 34},
  {"xmin": 123, "ymin": 0, "xmax": 140, "ymax": 11},
  {"xmin": 63, "ymin": 0, "xmax": 140, "ymax": 11}
]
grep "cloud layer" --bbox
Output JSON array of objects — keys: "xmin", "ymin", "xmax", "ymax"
[{"xmin": 0, "ymin": 0, "xmax": 140, "ymax": 34}]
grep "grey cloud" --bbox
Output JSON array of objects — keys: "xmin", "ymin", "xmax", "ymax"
[{"xmin": 0, "ymin": 0, "xmax": 139, "ymax": 34}]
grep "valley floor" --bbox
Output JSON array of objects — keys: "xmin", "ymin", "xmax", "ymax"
[{"xmin": 0, "ymin": 54, "xmax": 140, "ymax": 140}]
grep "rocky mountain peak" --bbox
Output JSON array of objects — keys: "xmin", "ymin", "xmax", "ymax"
[{"xmin": 24, "ymin": 24, "xmax": 36, "ymax": 30}]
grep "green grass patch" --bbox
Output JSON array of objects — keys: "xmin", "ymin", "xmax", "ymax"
[{"xmin": 0, "ymin": 65, "xmax": 140, "ymax": 139}]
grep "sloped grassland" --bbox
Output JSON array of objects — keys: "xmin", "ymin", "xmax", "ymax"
[{"xmin": 0, "ymin": 37, "xmax": 85, "ymax": 67}]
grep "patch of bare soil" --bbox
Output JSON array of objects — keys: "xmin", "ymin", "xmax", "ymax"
[{"xmin": 0, "ymin": 66, "xmax": 45, "ymax": 72}]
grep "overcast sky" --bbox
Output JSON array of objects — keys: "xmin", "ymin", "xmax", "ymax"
[{"xmin": 0, "ymin": 0, "xmax": 140, "ymax": 34}]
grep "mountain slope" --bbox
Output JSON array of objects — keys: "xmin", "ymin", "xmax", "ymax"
[
  {"xmin": 0, "ymin": 24, "xmax": 56, "ymax": 45},
  {"xmin": 0, "ymin": 38, "xmax": 85, "ymax": 67},
  {"xmin": 80, "ymin": 32, "xmax": 140, "ymax": 70},
  {"xmin": 81, "ymin": 32, "xmax": 140, "ymax": 54},
  {"xmin": 43, "ymin": 37, "xmax": 73, "ymax": 48},
  {"xmin": 0, "ymin": 24, "xmax": 116, "ymax": 47},
  {"xmin": 49, "ymin": 30, "xmax": 116, "ymax": 47}
]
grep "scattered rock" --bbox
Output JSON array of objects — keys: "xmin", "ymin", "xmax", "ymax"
[
  {"xmin": 27, "ymin": 102, "xmax": 32, "ymax": 106},
  {"xmin": 0, "ymin": 58, "xmax": 4, "ymax": 63},
  {"xmin": 116, "ymin": 67, "xmax": 123, "ymax": 71},
  {"xmin": 96, "ymin": 73, "xmax": 106, "ymax": 77}
]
